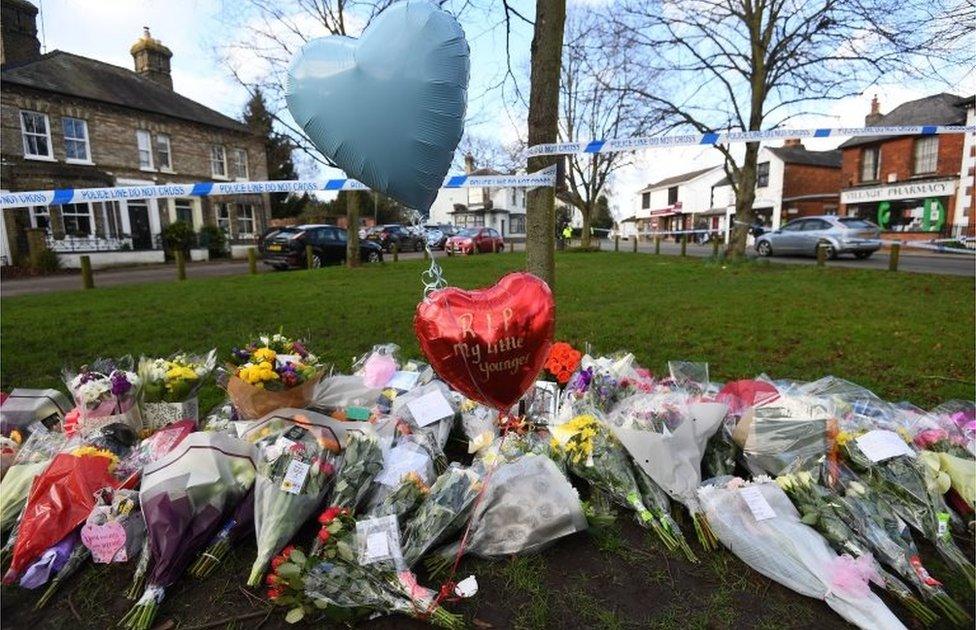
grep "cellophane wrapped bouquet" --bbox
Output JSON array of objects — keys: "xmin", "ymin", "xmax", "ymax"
[
  {"xmin": 243, "ymin": 414, "xmax": 341, "ymax": 585},
  {"xmin": 64, "ymin": 358, "xmax": 142, "ymax": 436},
  {"xmin": 698, "ymin": 477, "xmax": 907, "ymax": 630},
  {"xmin": 0, "ymin": 428, "xmax": 66, "ymax": 533},
  {"xmin": 400, "ymin": 463, "xmax": 482, "ymax": 567},
  {"xmin": 226, "ymin": 333, "xmax": 324, "ymax": 419},
  {"xmin": 138, "ymin": 350, "xmax": 216, "ymax": 432}
]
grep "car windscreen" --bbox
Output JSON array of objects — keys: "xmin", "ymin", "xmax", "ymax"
[
  {"xmin": 837, "ymin": 218, "xmax": 875, "ymax": 229},
  {"xmin": 458, "ymin": 228, "xmax": 480, "ymax": 237},
  {"xmin": 270, "ymin": 228, "xmax": 303, "ymax": 239}
]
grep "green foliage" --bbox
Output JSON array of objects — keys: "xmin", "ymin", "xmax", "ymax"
[
  {"xmin": 593, "ymin": 195, "xmax": 613, "ymax": 230},
  {"xmin": 241, "ymin": 88, "xmax": 302, "ymax": 218},
  {"xmin": 161, "ymin": 221, "xmax": 196, "ymax": 255},
  {"xmin": 35, "ymin": 249, "xmax": 62, "ymax": 273},
  {"xmin": 197, "ymin": 225, "xmax": 227, "ymax": 258}
]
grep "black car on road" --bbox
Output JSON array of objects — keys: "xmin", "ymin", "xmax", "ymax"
[
  {"xmin": 260, "ymin": 224, "xmax": 383, "ymax": 269},
  {"xmin": 365, "ymin": 224, "xmax": 426, "ymax": 253}
]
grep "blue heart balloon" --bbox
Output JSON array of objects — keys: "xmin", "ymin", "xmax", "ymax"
[{"xmin": 286, "ymin": 1, "xmax": 469, "ymax": 212}]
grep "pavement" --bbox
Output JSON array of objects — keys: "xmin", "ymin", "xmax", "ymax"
[{"xmin": 1, "ymin": 242, "xmax": 971, "ymax": 297}]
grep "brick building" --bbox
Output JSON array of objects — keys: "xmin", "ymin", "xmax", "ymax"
[
  {"xmin": 0, "ymin": 0, "xmax": 271, "ymax": 266},
  {"xmin": 838, "ymin": 93, "xmax": 974, "ymax": 237}
]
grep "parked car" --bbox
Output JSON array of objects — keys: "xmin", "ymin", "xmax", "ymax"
[
  {"xmin": 755, "ymin": 216, "xmax": 881, "ymax": 260},
  {"xmin": 425, "ymin": 224, "xmax": 457, "ymax": 250},
  {"xmin": 445, "ymin": 227, "xmax": 505, "ymax": 255},
  {"xmin": 260, "ymin": 224, "xmax": 383, "ymax": 269},
  {"xmin": 365, "ymin": 224, "xmax": 426, "ymax": 253}
]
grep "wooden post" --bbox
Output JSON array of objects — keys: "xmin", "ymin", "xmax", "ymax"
[
  {"xmin": 80, "ymin": 255, "xmax": 94, "ymax": 290},
  {"xmin": 712, "ymin": 238, "xmax": 720, "ymax": 257},
  {"xmin": 654, "ymin": 237, "xmax": 661, "ymax": 255},
  {"xmin": 247, "ymin": 247, "xmax": 257, "ymax": 274},
  {"xmin": 817, "ymin": 242, "xmax": 827, "ymax": 267},
  {"xmin": 680, "ymin": 235, "xmax": 687, "ymax": 257},
  {"xmin": 392, "ymin": 242, "xmax": 399, "ymax": 263},
  {"xmin": 888, "ymin": 243, "xmax": 900, "ymax": 272},
  {"xmin": 26, "ymin": 228, "xmax": 47, "ymax": 269},
  {"xmin": 306, "ymin": 244, "xmax": 315, "ymax": 270},
  {"xmin": 632, "ymin": 237, "xmax": 638, "ymax": 253},
  {"xmin": 175, "ymin": 250, "xmax": 186, "ymax": 281},
  {"xmin": 614, "ymin": 236, "xmax": 619, "ymax": 252}
]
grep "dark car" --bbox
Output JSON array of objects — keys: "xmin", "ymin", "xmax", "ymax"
[
  {"xmin": 445, "ymin": 227, "xmax": 505, "ymax": 255},
  {"xmin": 425, "ymin": 224, "xmax": 458, "ymax": 250},
  {"xmin": 260, "ymin": 224, "xmax": 383, "ymax": 269},
  {"xmin": 365, "ymin": 224, "xmax": 426, "ymax": 253}
]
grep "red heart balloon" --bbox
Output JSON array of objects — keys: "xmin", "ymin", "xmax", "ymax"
[{"xmin": 414, "ymin": 272, "xmax": 555, "ymax": 411}]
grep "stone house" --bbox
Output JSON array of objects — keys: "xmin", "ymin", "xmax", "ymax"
[{"xmin": 0, "ymin": 0, "xmax": 271, "ymax": 266}]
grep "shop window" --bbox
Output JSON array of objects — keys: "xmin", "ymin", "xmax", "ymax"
[
  {"xmin": 63, "ymin": 117, "xmax": 90, "ymax": 162},
  {"xmin": 860, "ymin": 147, "xmax": 879, "ymax": 182},
  {"xmin": 60, "ymin": 203, "xmax": 94, "ymax": 236},
  {"xmin": 20, "ymin": 110, "xmax": 52, "ymax": 159},
  {"xmin": 756, "ymin": 162, "xmax": 770, "ymax": 188},
  {"xmin": 913, "ymin": 136, "xmax": 938, "ymax": 174}
]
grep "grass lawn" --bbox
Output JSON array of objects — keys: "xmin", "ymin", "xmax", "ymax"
[{"xmin": 1, "ymin": 252, "xmax": 974, "ymax": 629}]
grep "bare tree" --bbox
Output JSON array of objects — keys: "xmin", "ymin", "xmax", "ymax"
[
  {"xmin": 525, "ymin": 0, "xmax": 566, "ymax": 288},
  {"xmin": 608, "ymin": 0, "xmax": 972, "ymax": 258},
  {"xmin": 453, "ymin": 134, "xmax": 524, "ymax": 173},
  {"xmin": 558, "ymin": 10, "xmax": 658, "ymax": 248}
]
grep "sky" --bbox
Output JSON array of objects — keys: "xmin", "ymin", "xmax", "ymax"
[{"xmin": 32, "ymin": 0, "xmax": 975, "ymax": 221}]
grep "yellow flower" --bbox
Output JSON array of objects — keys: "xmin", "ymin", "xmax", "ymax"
[
  {"xmin": 165, "ymin": 365, "xmax": 198, "ymax": 382},
  {"xmin": 70, "ymin": 446, "xmax": 119, "ymax": 472},
  {"xmin": 896, "ymin": 427, "xmax": 913, "ymax": 444},
  {"xmin": 835, "ymin": 431, "xmax": 853, "ymax": 447},
  {"xmin": 252, "ymin": 347, "xmax": 277, "ymax": 363}
]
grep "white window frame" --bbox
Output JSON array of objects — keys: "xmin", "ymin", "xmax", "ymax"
[
  {"xmin": 173, "ymin": 198, "xmax": 194, "ymax": 226},
  {"xmin": 20, "ymin": 110, "xmax": 54, "ymax": 160},
  {"xmin": 136, "ymin": 130, "xmax": 155, "ymax": 171},
  {"xmin": 236, "ymin": 203, "xmax": 255, "ymax": 237},
  {"xmin": 59, "ymin": 202, "xmax": 96, "ymax": 237},
  {"xmin": 211, "ymin": 145, "xmax": 227, "ymax": 179},
  {"xmin": 62, "ymin": 117, "xmax": 92, "ymax": 164},
  {"xmin": 30, "ymin": 205, "xmax": 51, "ymax": 232},
  {"xmin": 861, "ymin": 147, "xmax": 879, "ymax": 182},
  {"xmin": 157, "ymin": 134, "xmax": 173, "ymax": 172},
  {"xmin": 216, "ymin": 202, "xmax": 232, "ymax": 232},
  {"xmin": 913, "ymin": 136, "xmax": 938, "ymax": 175},
  {"xmin": 232, "ymin": 148, "xmax": 249, "ymax": 180}
]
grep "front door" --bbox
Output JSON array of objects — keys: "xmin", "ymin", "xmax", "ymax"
[{"xmin": 128, "ymin": 201, "xmax": 152, "ymax": 250}]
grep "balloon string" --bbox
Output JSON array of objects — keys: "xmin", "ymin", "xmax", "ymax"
[{"xmin": 409, "ymin": 211, "xmax": 447, "ymax": 298}]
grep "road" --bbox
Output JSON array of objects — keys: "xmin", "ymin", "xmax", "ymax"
[{"xmin": 1, "ymin": 243, "xmax": 971, "ymax": 297}]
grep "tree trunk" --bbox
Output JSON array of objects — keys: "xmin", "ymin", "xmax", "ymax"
[
  {"xmin": 726, "ymin": 141, "xmax": 759, "ymax": 259},
  {"xmin": 346, "ymin": 191, "xmax": 361, "ymax": 268},
  {"xmin": 580, "ymin": 202, "xmax": 592, "ymax": 249},
  {"xmin": 525, "ymin": 0, "xmax": 566, "ymax": 289}
]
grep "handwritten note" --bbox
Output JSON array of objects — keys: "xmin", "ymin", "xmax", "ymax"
[
  {"xmin": 376, "ymin": 445, "xmax": 431, "ymax": 486},
  {"xmin": 406, "ymin": 390, "xmax": 454, "ymax": 427},
  {"xmin": 388, "ymin": 371, "xmax": 420, "ymax": 391},
  {"xmin": 365, "ymin": 532, "xmax": 390, "ymax": 560},
  {"xmin": 856, "ymin": 430, "xmax": 914, "ymax": 462},
  {"xmin": 739, "ymin": 486, "xmax": 776, "ymax": 521}
]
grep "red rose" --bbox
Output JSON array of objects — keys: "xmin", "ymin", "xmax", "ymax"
[
  {"xmin": 267, "ymin": 587, "xmax": 283, "ymax": 600},
  {"xmin": 265, "ymin": 574, "xmax": 279, "ymax": 586},
  {"xmin": 317, "ymin": 528, "xmax": 331, "ymax": 543},
  {"xmin": 270, "ymin": 555, "xmax": 285, "ymax": 570},
  {"xmin": 282, "ymin": 545, "xmax": 296, "ymax": 558},
  {"xmin": 318, "ymin": 506, "xmax": 341, "ymax": 524}
]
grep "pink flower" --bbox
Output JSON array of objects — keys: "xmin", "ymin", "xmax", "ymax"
[{"xmin": 914, "ymin": 428, "xmax": 948, "ymax": 449}]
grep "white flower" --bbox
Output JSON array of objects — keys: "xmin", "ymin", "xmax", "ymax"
[{"xmin": 259, "ymin": 335, "xmax": 270, "ymax": 346}]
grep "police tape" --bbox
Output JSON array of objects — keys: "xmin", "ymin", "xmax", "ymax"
[
  {"xmin": 0, "ymin": 166, "xmax": 558, "ymax": 209},
  {"xmin": 526, "ymin": 125, "xmax": 976, "ymax": 157}
]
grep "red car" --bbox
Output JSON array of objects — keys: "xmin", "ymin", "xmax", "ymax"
[{"xmin": 445, "ymin": 227, "xmax": 505, "ymax": 255}]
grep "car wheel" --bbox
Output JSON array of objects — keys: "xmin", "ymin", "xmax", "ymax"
[
  {"xmin": 366, "ymin": 250, "xmax": 381, "ymax": 263},
  {"xmin": 818, "ymin": 241, "xmax": 837, "ymax": 259},
  {"xmin": 854, "ymin": 251, "xmax": 873, "ymax": 260},
  {"xmin": 756, "ymin": 240, "xmax": 772, "ymax": 257}
]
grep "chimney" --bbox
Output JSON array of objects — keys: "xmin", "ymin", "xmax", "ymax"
[
  {"xmin": 783, "ymin": 138, "xmax": 805, "ymax": 149},
  {"xmin": 1, "ymin": 0, "xmax": 41, "ymax": 66},
  {"xmin": 865, "ymin": 94, "xmax": 882, "ymax": 126},
  {"xmin": 130, "ymin": 27, "xmax": 172, "ymax": 89},
  {"xmin": 464, "ymin": 153, "xmax": 475, "ymax": 174}
]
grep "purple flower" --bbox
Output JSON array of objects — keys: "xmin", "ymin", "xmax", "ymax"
[
  {"xmin": 110, "ymin": 370, "xmax": 132, "ymax": 397},
  {"xmin": 571, "ymin": 367, "xmax": 593, "ymax": 393},
  {"xmin": 291, "ymin": 341, "xmax": 308, "ymax": 357},
  {"xmin": 232, "ymin": 347, "xmax": 251, "ymax": 363}
]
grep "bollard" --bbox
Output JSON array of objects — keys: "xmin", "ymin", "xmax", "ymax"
[
  {"xmin": 712, "ymin": 238, "xmax": 720, "ymax": 257},
  {"xmin": 247, "ymin": 247, "xmax": 257, "ymax": 274},
  {"xmin": 817, "ymin": 242, "xmax": 827, "ymax": 267},
  {"xmin": 680, "ymin": 235, "xmax": 687, "ymax": 257},
  {"xmin": 80, "ymin": 255, "xmax": 94, "ymax": 290},
  {"xmin": 632, "ymin": 237, "xmax": 638, "ymax": 253},
  {"xmin": 306, "ymin": 244, "xmax": 315, "ymax": 270},
  {"xmin": 392, "ymin": 242, "xmax": 399, "ymax": 263},
  {"xmin": 614, "ymin": 236, "xmax": 619, "ymax": 252},
  {"xmin": 889, "ymin": 243, "xmax": 900, "ymax": 272},
  {"xmin": 175, "ymin": 250, "xmax": 186, "ymax": 281},
  {"xmin": 654, "ymin": 237, "xmax": 661, "ymax": 255}
]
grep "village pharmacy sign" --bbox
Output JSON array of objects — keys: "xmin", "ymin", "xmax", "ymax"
[{"xmin": 841, "ymin": 179, "xmax": 957, "ymax": 204}]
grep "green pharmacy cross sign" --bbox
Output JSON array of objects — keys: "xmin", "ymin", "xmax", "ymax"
[{"xmin": 877, "ymin": 198, "xmax": 946, "ymax": 232}]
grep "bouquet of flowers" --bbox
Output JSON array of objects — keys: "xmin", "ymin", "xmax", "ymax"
[
  {"xmin": 188, "ymin": 489, "xmax": 254, "ymax": 578},
  {"xmin": 226, "ymin": 333, "xmax": 324, "ymax": 419},
  {"xmin": 776, "ymin": 471, "xmax": 938, "ymax": 624},
  {"xmin": 114, "ymin": 420, "xmax": 195, "ymax": 480},
  {"xmin": 426, "ymin": 454, "xmax": 587, "ymax": 576},
  {"xmin": 17, "ymin": 529, "xmax": 79, "ymax": 591},
  {"xmin": 698, "ymin": 478, "xmax": 907, "ymax": 630},
  {"xmin": 400, "ymin": 464, "xmax": 482, "ymax": 567},
  {"xmin": 244, "ymin": 413, "xmax": 341, "ymax": 586},
  {"xmin": 912, "ymin": 427, "xmax": 975, "ymax": 511},
  {"xmin": 266, "ymin": 509, "xmax": 462, "ymax": 628},
  {"xmin": 544, "ymin": 341, "xmax": 582, "ymax": 386},
  {"xmin": 0, "ymin": 428, "xmax": 66, "ymax": 533},
  {"xmin": 390, "ymin": 381, "xmax": 458, "ymax": 465},
  {"xmin": 2, "ymin": 422, "xmax": 138, "ymax": 584},
  {"xmin": 138, "ymin": 350, "xmax": 216, "ymax": 431},
  {"xmin": 331, "ymin": 430, "xmax": 385, "ymax": 511},
  {"xmin": 550, "ymin": 414, "xmax": 697, "ymax": 560},
  {"xmin": 122, "ymin": 431, "xmax": 256, "ymax": 630},
  {"xmin": 364, "ymin": 436, "xmax": 436, "ymax": 512},
  {"xmin": 34, "ymin": 533, "xmax": 89, "ymax": 609},
  {"xmin": 367, "ymin": 472, "xmax": 429, "ymax": 521},
  {"xmin": 607, "ymin": 395, "xmax": 726, "ymax": 550},
  {"xmin": 64, "ymin": 358, "xmax": 142, "ymax": 436}
]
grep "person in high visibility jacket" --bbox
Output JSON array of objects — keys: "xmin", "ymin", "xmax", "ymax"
[{"xmin": 562, "ymin": 226, "xmax": 572, "ymax": 239}]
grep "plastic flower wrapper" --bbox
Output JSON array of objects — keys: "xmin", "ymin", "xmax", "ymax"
[
  {"xmin": 367, "ymin": 472, "xmax": 429, "ymax": 522},
  {"xmin": 267, "ymin": 510, "xmax": 462, "ymax": 628},
  {"xmin": 18, "ymin": 529, "xmax": 78, "ymax": 590},
  {"xmin": 330, "ymin": 430, "xmax": 385, "ymax": 511},
  {"xmin": 836, "ymin": 428, "xmax": 975, "ymax": 588},
  {"xmin": 63, "ymin": 357, "xmax": 142, "ymax": 436},
  {"xmin": 225, "ymin": 332, "xmax": 325, "ymax": 419},
  {"xmin": 242, "ymin": 411, "xmax": 347, "ymax": 586},
  {"xmin": 138, "ymin": 349, "xmax": 216, "ymax": 431},
  {"xmin": 363, "ymin": 437, "xmax": 436, "ymax": 515},
  {"xmin": 425, "ymin": 454, "xmax": 587, "ymax": 576},
  {"xmin": 114, "ymin": 420, "xmax": 195, "ymax": 480},
  {"xmin": 607, "ymin": 394, "xmax": 727, "ymax": 550},
  {"xmin": 121, "ymin": 431, "xmax": 256, "ymax": 630},
  {"xmin": 188, "ymin": 488, "xmax": 254, "ymax": 578},
  {"xmin": 558, "ymin": 354, "xmax": 636, "ymax": 418},
  {"xmin": 352, "ymin": 343, "xmax": 401, "ymax": 389},
  {"xmin": 199, "ymin": 398, "xmax": 239, "ymax": 434},
  {"xmin": 459, "ymin": 398, "xmax": 499, "ymax": 453},
  {"xmin": 823, "ymin": 463, "xmax": 971, "ymax": 624},
  {"xmin": 400, "ymin": 463, "xmax": 482, "ymax": 567},
  {"xmin": 34, "ymin": 533, "xmax": 90, "ymax": 609},
  {"xmin": 698, "ymin": 477, "xmax": 907, "ymax": 630},
  {"xmin": 667, "ymin": 360, "xmax": 711, "ymax": 395},
  {"xmin": 550, "ymin": 414, "xmax": 696, "ymax": 560},
  {"xmin": 390, "ymin": 380, "xmax": 458, "ymax": 464},
  {"xmin": 82, "ymin": 487, "xmax": 144, "ymax": 563},
  {"xmin": 775, "ymin": 471, "xmax": 938, "ymax": 625},
  {"xmin": 0, "ymin": 428, "xmax": 67, "ymax": 533},
  {"xmin": 2, "ymin": 422, "xmax": 138, "ymax": 584}
]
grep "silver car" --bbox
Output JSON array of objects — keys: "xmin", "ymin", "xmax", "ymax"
[{"xmin": 755, "ymin": 216, "xmax": 882, "ymax": 259}]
